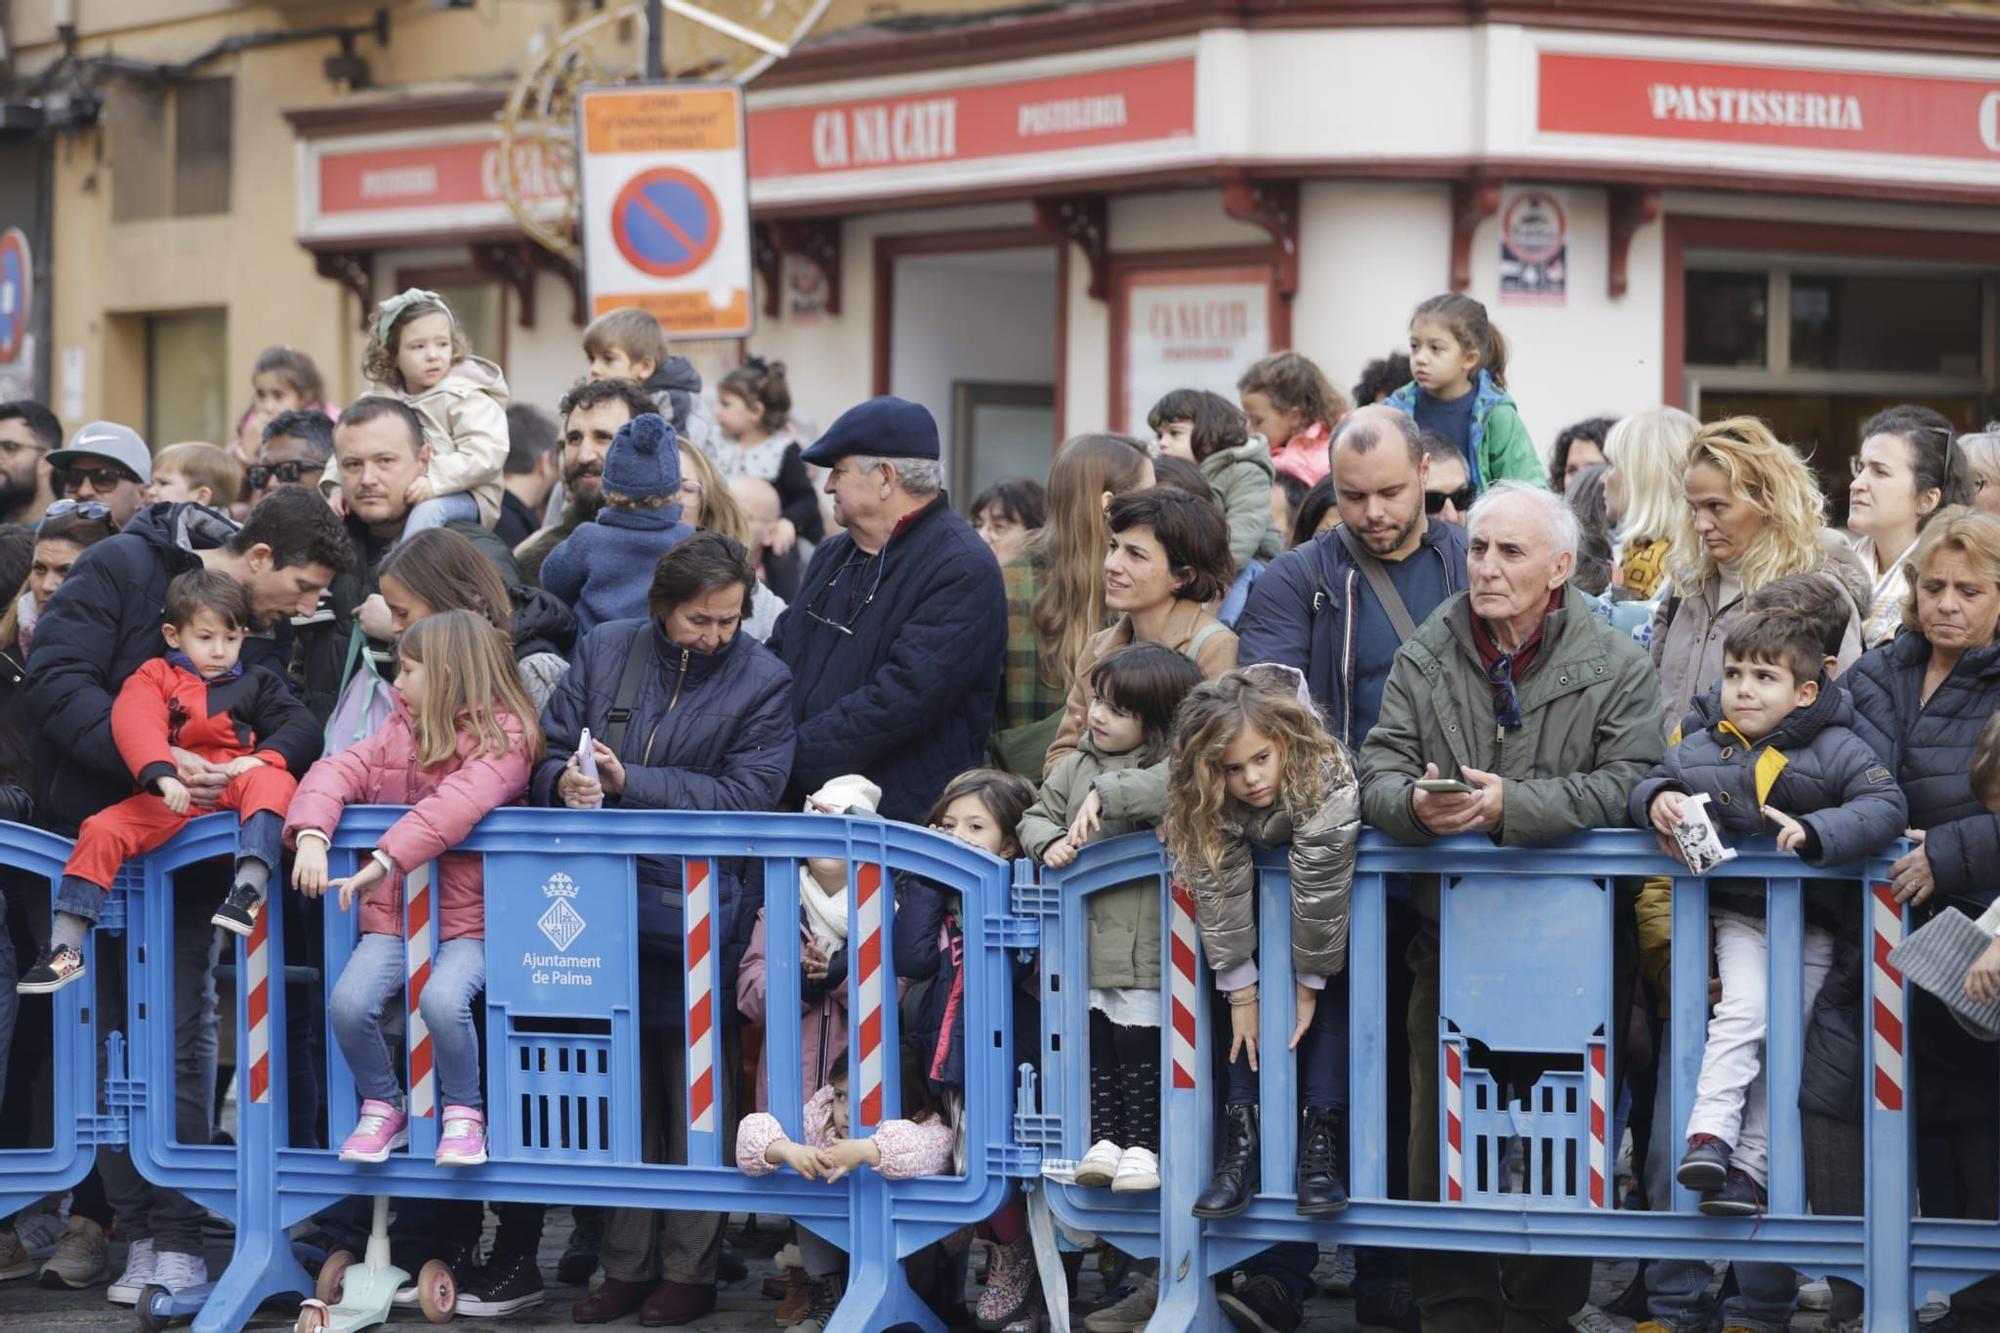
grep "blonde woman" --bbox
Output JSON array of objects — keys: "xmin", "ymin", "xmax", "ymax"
[
  {"xmin": 1603, "ymin": 406, "xmax": 1697, "ymax": 602},
  {"xmin": 1651, "ymin": 416, "xmax": 1863, "ymax": 722},
  {"xmin": 1952, "ymin": 421, "xmax": 2000, "ymax": 516}
]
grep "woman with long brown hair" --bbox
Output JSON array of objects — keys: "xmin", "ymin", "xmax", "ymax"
[{"xmin": 989, "ymin": 434, "xmax": 1154, "ymax": 775}]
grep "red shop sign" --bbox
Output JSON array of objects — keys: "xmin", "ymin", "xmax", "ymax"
[
  {"xmin": 747, "ymin": 59, "xmax": 1196, "ymax": 178},
  {"xmin": 318, "ymin": 136, "xmax": 569, "ymax": 216},
  {"xmin": 1538, "ymin": 52, "xmax": 2000, "ymax": 163}
]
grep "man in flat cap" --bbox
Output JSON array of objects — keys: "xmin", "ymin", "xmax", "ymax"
[{"xmin": 768, "ymin": 395, "xmax": 1006, "ymax": 822}]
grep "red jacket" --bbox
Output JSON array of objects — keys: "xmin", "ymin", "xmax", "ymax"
[
  {"xmin": 285, "ymin": 697, "xmax": 534, "ymax": 941},
  {"xmin": 112, "ymin": 656, "xmax": 316, "ymax": 793}
]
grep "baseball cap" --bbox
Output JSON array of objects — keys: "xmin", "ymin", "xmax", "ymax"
[{"xmin": 49, "ymin": 421, "xmax": 152, "ymax": 484}]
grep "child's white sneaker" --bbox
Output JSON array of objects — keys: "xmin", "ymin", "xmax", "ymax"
[
  {"xmin": 1111, "ymin": 1146, "xmax": 1160, "ymax": 1193},
  {"xmin": 1074, "ymin": 1139, "xmax": 1122, "ymax": 1188}
]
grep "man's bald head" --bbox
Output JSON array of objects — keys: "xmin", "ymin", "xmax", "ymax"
[{"xmin": 1331, "ymin": 403, "xmax": 1424, "ymax": 468}]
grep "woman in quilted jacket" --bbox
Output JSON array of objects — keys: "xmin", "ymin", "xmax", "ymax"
[
  {"xmin": 286, "ymin": 610, "xmax": 540, "ymax": 1170},
  {"xmin": 1167, "ymin": 665, "xmax": 1360, "ymax": 1228}
]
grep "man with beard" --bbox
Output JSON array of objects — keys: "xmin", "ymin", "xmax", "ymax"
[
  {"xmin": 0, "ymin": 401, "xmax": 61, "ymax": 527},
  {"xmin": 48, "ymin": 420, "xmax": 151, "ymax": 529},
  {"xmin": 1224, "ymin": 403, "xmax": 1467, "ymax": 1333},
  {"xmin": 516, "ymin": 377, "xmax": 652, "ymax": 587},
  {"xmin": 291, "ymin": 396, "xmax": 515, "ymax": 721}
]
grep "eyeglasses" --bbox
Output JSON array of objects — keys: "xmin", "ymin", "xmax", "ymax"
[
  {"xmin": 43, "ymin": 499, "xmax": 111, "ymax": 522},
  {"xmin": 63, "ymin": 465, "xmax": 134, "ymax": 494},
  {"xmin": 804, "ymin": 547, "xmax": 887, "ymax": 637},
  {"xmin": 248, "ymin": 460, "xmax": 314, "ymax": 489},
  {"xmin": 1425, "ymin": 485, "xmax": 1477, "ymax": 516},
  {"xmin": 1486, "ymin": 655, "xmax": 1524, "ymax": 729}
]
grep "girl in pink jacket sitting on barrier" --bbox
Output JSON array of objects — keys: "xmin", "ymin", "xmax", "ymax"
[
  {"xmin": 286, "ymin": 610, "xmax": 542, "ymax": 1169},
  {"xmin": 736, "ymin": 1041, "xmax": 954, "ymax": 1333}
]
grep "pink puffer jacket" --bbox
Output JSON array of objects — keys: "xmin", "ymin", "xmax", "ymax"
[
  {"xmin": 735, "ymin": 1084, "xmax": 954, "ymax": 1181},
  {"xmin": 285, "ymin": 698, "xmax": 533, "ymax": 941}
]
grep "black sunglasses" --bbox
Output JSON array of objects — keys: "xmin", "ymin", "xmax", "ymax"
[
  {"xmin": 248, "ymin": 460, "xmax": 315, "ymax": 489},
  {"xmin": 63, "ymin": 465, "xmax": 135, "ymax": 494},
  {"xmin": 1425, "ymin": 485, "xmax": 1477, "ymax": 516}
]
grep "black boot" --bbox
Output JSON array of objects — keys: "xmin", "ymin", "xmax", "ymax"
[
  {"xmin": 1193, "ymin": 1102, "xmax": 1259, "ymax": 1218},
  {"xmin": 1294, "ymin": 1104, "xmax": 1348, "ymax": 1215}
]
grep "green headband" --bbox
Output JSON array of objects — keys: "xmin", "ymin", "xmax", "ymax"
[{"xmin": 375, "ymin": 287, "xmax": 451, "ymax": 346}]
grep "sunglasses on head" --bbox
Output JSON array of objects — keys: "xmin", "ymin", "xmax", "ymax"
[
  {"xmin": 1425, "ymin": 485, "xmax": 1477, "ymax": 516},
  {"xmin": 248, "ymin": 460, "xmax": 315, "ymax": 489},
  {"xmin": 43, "ymin": 499, "xmax": 111, "ymax": 522}
]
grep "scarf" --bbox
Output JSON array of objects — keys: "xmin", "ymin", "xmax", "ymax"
[{"xmin": 799, "ymin": 864, "xmax": 848, "ymax": 952}]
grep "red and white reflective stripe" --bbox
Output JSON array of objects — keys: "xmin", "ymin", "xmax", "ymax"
[
  {"xmin": 246, "ymin": 906, "xmax": 271, "ymax": 1104},
  {"xmin": 1444, "ymin": 1040, "xmax": 1464, "ymax": 1202},
  {"xmin": 1871, "ymin": 881, "xmax": 1906, "ymax": 1113},
  {"xmin": 1168, "ymin": 878, "xmax": 1198, "ymax": 1090},
  {"xmin": 1587, "ymin": 1041, "xmax": 1608, "ymax": 1208},
  {"xmin": 855, "ymin": 863, "xmax": 885, "ymax": 1127},
  {"xmin": 405, "ymin": 863, "xmax": 435, "ymax": 1119},
  {"xmin": 685, "ymin": 859, "xmax": 716, "ymax": 1134}
]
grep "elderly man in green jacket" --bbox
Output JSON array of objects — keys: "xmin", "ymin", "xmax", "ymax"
[{"xmin": 1359, "ymin": 480, "xmax": 1664, "ymax": 1333}]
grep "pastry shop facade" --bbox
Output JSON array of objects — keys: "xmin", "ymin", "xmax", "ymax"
[{"xmin": 292, "ymin": 4, "xmax": 2000, "ymax": 501}]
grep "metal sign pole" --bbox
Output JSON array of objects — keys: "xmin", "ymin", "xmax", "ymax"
[{"xmin": 646, "ymin": 0, "xmax": 663, "ymax": 80}]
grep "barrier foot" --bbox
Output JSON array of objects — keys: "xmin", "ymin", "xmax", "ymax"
[
  {"xmin": 1148, "ymin": 1241, "xmax": 1227, "ymax": 1333},
  {"xmin": 1025, "ymin": 1185, "xmax": 1071, "ymax": 1333},
  {"xmin": 190, "ymin": 1220, "xmax": 311, "ymax": 1333},
  {"xmin": 827, "ymin": 1173, "xmax": 945, "ymax": 1333}
]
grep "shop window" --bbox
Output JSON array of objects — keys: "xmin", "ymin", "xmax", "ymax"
[
  {"xmin": 111, "ymin": 78, "xmax": 234, "ymax": 221},
  {"xmin": 1684, "ymin": 270, "xmax": 1766, "ymax": 369},
  {"xmin": 1789, "ymin": 273, "xmax": 1981, "ymax": 377},
  {"xmin": 147, "ymin": 310, "xmax": 229, "ymax": 445}
]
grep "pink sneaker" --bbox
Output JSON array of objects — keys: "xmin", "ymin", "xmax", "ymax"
[
  {"xmin": 436, "ymin": 1105, "xmax": 487, "ymax": 1166},
  {"xmin": 337, "ymin": 1099, "xmax": 408, "ymax": 1163}
]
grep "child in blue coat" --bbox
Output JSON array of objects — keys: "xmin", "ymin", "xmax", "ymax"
[{"xmin": 539, "ymin": 412, "xmax": 695, "ymax": 630}]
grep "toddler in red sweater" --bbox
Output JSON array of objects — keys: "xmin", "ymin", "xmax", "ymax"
[{"xmin": 19, "ymin": 569, "xmax": 313, "ymax": 993}]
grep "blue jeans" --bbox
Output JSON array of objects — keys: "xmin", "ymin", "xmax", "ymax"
[
  {"xmin": 1645, "ymin": 1024, "xmax": 1796, "ymax": 1332},
  {"xmin": 331, "ymin": 933, "xmax": 485, "ymax": 1110},
  {"xmin": 400, "ymin": 491, "xmax": 481, "ymax": 538}
]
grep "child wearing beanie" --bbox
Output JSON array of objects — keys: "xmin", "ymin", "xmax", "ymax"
[{"xmin": 540, "ymin": 412, "xmax": 696, "ymax": 630}]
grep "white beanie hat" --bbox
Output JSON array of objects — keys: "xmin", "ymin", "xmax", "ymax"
[{"xmin": 808, "ymin": 773, "xmax": 881, "ymax": 815}]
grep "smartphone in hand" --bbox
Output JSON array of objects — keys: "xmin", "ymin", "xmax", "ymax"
[{"xmin": 577, "ymin": 727, "xmax": 598, "ymax": 781}]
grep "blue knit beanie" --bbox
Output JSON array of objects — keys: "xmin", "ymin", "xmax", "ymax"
[{"xmin": 603, "ymin": 412, "xmax": 680, "ymax": 502}]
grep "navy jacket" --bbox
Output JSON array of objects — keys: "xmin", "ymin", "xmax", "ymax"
[
  {"xmin": 1800, "ymin": 632, "xmax": 2000, "ymax": 1128},
  {"xmin": 1235, "ymin": 517, "xmax": 1467, "ymax": 749},
  {"xmin": 26, "ymin": 503, "xmax": 309, "ymax": 832},
  {"xmin": 768, "ymin": 495, "xmax": 1006, "ymax": 823},
  {"xmin": 535, "ymin": 617, "xmax": 795, "ymax": 958}
]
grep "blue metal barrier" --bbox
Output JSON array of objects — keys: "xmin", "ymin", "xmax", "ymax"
[
  {"xmin": 1026, "ymin": 829, "xmax": 1929, "ymax": 1332},
  {"xmin": 0, "ymin": 820, "xmax": 117, "ymax": 1220},
  {"xmin": 179, "ymin": 807, "xmax": 1032, "ymax": 1333}
]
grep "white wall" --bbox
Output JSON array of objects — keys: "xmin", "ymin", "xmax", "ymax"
[{"xmin": 888, "ymin": 249, "xmax": 1058, "ymax": 485}]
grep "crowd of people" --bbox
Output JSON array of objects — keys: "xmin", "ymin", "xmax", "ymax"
[{"xmin": 0, "ymin": 283, "xmax": 1997, "ymax": 1333}]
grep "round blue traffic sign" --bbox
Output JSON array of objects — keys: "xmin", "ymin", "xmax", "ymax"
[
  {"xmin": 610, "ymin": 169, "xmax": 722, "ymax": 279},
  {"xmin": 0, "ymin": 229, "xmax": 29, "ymax": 365}
]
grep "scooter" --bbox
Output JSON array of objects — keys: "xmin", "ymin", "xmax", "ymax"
[
  {"xmin": 295, "ymin": 1196, "xmax": 455, "ymax": 1330},
  {"xmin": 135, "ymin": 1279, "xmax": 218, "ymax": 1332}
]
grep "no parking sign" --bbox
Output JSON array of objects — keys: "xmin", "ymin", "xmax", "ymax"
[
  {"xmin": 0, "ymin": 229, "xmax": 30, "ymax": 365},
  {"xmin": 579, "ymin": 85, "xmax": 753, "ymax": 338}
]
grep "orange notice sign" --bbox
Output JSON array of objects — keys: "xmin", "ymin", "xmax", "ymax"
[{"xmin": 584, "ymin": 87, "xmax": 741, "ymax": 155}]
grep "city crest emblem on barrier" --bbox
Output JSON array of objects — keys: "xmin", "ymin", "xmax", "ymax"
[{"xmin": 539, "ymin": 873, "xmax": 586, "ymax": 951}]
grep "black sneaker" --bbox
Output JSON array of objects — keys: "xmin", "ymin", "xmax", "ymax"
[
  {"xmin": 456, "ymin": 1249, "xmax": 545, "ymax": 1318},
  {"xmin": 17, "ymin": 943, "xmax": 84, "ymax": 994},
  {"xmin": 210, "ymin": 884, "xmax": 264, "ymax": 937},
  {"xmin": 1219, "ymin": 1274, "xmax": 1303, "ymax": 1333}
]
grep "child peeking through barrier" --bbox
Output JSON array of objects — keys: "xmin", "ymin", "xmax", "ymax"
[
  {"xmin": 735, "ymin": 1042, "xmax": 954, "ymax": 1329},
  {"xmin": 284, "ymin": 610, "xmax": 541, "ymax": 1169},
  {"xmin": 1167, "ymin": 664, "xmax": 1360, "ymax": 1222},
  {"xmin": 20, "ymin": 569, "xmax": 315, "ymax": 995}
]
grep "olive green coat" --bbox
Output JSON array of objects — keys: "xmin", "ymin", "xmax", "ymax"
[
  {"xmin": 1199, "ymin": 438, "xmax": 1283, "ymax": 570},
  {"xmin": 1359, "ymin": 586, "xmax": 1664, "ymax": 852},
  {"xmin": 1019, "ymin": 736, "xmax": 1167, "ymax": 990}
]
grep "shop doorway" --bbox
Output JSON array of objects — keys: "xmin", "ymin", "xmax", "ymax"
[{"xmin": 881, "ymin": 238, "xmax": 1060, "ymax": 494}]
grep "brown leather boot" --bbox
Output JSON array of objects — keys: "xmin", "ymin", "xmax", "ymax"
[
  {"xmin": 572, "ymin": 1276, "xmax": 651, "ymax": 1324},
  {"xmin": 774, "ymin": 1266, "xmax": 809, "ymax": 1325},
  {"xmin": 639, "ymin": 1279, "xmax": 717, "ymax": 1327}
]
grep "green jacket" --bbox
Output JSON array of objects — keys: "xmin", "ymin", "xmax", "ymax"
[
  {"xmin": 1385, "ymin": 370, "xmax": 1544, "ymax": 491},
  {"xmin": 1020, "ymin": 735, "xmax": 1167, "ymax": 989},
  {"xmin": 1359, "ymin": 585, "xmax": 1664, "ymax": 856},
  {"xmin": 1199, "ymin": 439, "xmax": 1283, "ymax": 570}
]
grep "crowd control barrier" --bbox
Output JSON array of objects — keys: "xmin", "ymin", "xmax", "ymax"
[
  {"xmin": 1024, "ymin": 829, "xmax": 1951, "ymax": 1333},
  {"xmin": 177, "ymin": 806, "xmax": 1033, "ymax": 1333}
]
